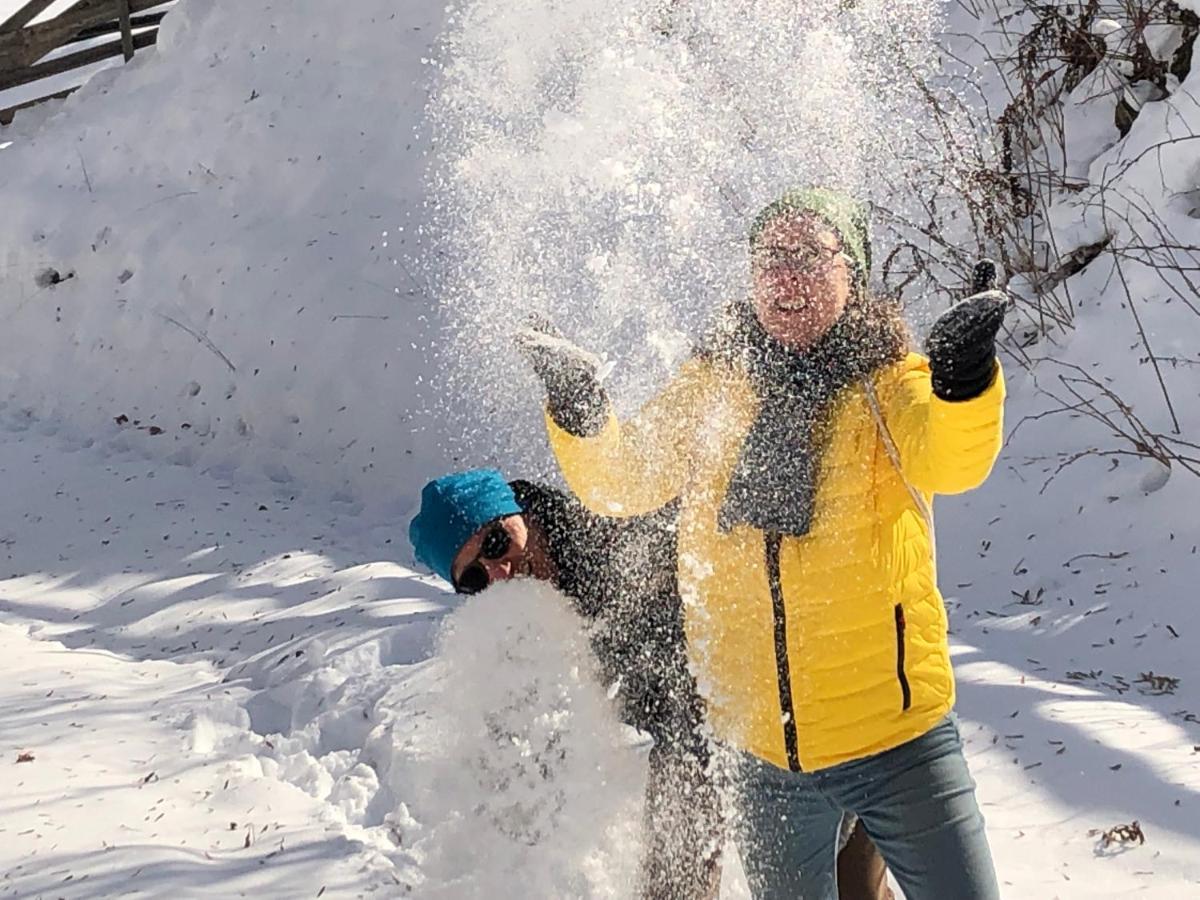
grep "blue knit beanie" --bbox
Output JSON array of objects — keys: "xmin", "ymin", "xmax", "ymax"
[{"xmin": 409, "ymin": 469, "xmax": 523, "ymax": 584}]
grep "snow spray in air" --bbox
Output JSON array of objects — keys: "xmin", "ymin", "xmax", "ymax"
[
  {"xmin": 411, "ymin": 580, "xmax": 644, "ymax": 899},
  {"xmin": 421, "ymin": 0, "xmax": 952, "ymax": 888},
  {"xmin": 428, "ymin": 0, "xmax": 948, "ymax": 467}
]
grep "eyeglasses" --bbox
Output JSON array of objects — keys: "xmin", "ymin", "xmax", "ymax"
[
  {"xmin": 754, "ymin": 245, "xmax": 845, "ymax": 274},
  {"xmin": 453, "ymin": 522, "xmax": 513, "ymax": 595}
]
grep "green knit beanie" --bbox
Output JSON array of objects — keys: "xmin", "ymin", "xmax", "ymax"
[{"xmin": 748, "ymin": 187, "xmax": 872, "ymax": 283}]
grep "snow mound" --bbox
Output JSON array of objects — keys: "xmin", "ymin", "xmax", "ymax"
[{"xmin": 0, "ymin": 0, "xmax": 453, "ymax": 518}]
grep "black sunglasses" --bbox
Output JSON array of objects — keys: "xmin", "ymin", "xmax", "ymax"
[{"xmin": 453, "ymin": 522, "xmax": 513, "ymax": 595}]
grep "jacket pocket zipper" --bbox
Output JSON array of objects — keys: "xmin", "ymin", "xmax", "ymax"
[{"xmin": 894, "ymin": 603, "xmax": 912, "ymax": 711}]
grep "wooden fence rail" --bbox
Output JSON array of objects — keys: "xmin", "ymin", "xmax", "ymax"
[{"xmin": 0, "ymin": 0, "xmax": 171, "ymax": 125}]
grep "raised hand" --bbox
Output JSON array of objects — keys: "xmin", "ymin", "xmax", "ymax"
[
  {"xmin": 925, "ymin": 260, "xmax": 1011, "ymax": 401},
  {"xmin": 513, "ymin": 315, "xmax": 610, "ymax": 436}
]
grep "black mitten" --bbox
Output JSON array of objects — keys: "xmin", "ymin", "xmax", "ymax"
[
  {"xmin": 514, "ymin": 315, "xmax": 610, "ymax": 437},
  {"xmin": 926, "ymin": 274, "xmax": 1008, "ymax": 402}
]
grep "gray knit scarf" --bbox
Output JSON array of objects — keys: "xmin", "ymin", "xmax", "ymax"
[{"xmin": 705, "ymin": 300, "xmax": 903, "ymax": 537}]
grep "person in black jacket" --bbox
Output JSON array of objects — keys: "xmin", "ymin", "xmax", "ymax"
[
  {"xmin": 409, "ymin": 468, "xmax": 894, "ymax": 900},
  {"xmin": 410, "ymin": 469, "xmax": 722, "ymax": 898}
]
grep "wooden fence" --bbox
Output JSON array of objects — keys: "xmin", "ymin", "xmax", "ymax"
[{"xmin": 0, "ymin": 0, "xmax": 172, "ymax": 125}]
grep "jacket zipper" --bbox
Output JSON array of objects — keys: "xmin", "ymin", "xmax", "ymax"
[
  {"xmin": 765, "ymin": 532, "xmax": 801, "ymax": 771},
  {"xmin": 894, "ymin": 603, "xmax": 912, "ymax": 711}
]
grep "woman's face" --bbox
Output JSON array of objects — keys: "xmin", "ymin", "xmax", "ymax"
[
  {"xmin": 751, "ymin": 213, "xmax": 853, "ymax": 350},
  {"xmin": 450, "ymin": 514, "xmax": 556, "ymax": 595}
]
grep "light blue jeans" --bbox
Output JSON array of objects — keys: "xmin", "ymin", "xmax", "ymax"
[{"xmin": 733, "ymin": 715, "xmax": 1000, "ymax": 900}]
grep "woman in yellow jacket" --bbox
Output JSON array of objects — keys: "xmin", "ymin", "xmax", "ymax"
[{"xmin": 517, "ymin": 188, "xmax": 1005, "ymax": 899}]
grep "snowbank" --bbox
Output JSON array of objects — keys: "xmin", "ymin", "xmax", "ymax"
[{"xmin": 0, "ymin": 0, "xmax": 453, "ymax": 524}]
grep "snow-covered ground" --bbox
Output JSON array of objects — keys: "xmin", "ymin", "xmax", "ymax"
[
  {"xmin": 3, "ymin": 0, "xmax": 1200, "ymax": 896},
  {"xmin": 0, "ymin": 417, "xmax": 653, "ymax": 898},
  {"xmin": 2, "ymin": 397, "xmax": 1198, "ymax": 897},
  {"xmin": 0, "ymin": 624, "xmax": 377, "ymax": 898}
]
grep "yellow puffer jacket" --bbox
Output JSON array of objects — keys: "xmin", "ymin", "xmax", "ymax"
[{"xmin": 547, "ymin": 351, "xmax": 1005, "ymax": 771}]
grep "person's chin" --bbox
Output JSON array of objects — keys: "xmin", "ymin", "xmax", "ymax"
[{"xmin": 765, "ymin": 313, "xmax": 816, "ymax": 345}]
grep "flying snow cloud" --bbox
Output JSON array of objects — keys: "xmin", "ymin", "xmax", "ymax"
[{"xmin": 428, "ymin": 0, "xmax": 949, "ymax": 464}]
